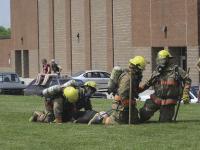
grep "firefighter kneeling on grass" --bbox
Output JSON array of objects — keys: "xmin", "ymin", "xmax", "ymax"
[
  {"xmin": 139, "ymin": 49, "xmax": 191, "ymax": 122},
  {"xmin": 29, "ymin": 80, "xmax": 97, "ymax": 123},
  {"xmin": 89, "ymin": 56, "xmax": 146, "ymax": 125}
]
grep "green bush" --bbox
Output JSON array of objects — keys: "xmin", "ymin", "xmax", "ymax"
[{"xmin": 0, "ymin": 26, "xmax": 11, "ymax": 37}]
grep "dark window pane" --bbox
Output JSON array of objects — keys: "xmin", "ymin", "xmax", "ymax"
[
  {"xmin": 104, "ymin": 72, "xmax": 110, "ymax": 78},
  {"xmin": 0, "ymin": 75, "xmax": 3, "ymax": 82},
  {"xmin": 84, "ymin": 73, "xmax": 88, "ymax": 78},
  {"xmin": 92, "ymin": 72, "xmax": 100, "ymax": 78},
  {"xmin": 11, "ymin": 74, "xmax": 19, "ymax": 82},
  {"xmin": 99, "ymin": 72, "xmax": 106, "ymax": 78}
]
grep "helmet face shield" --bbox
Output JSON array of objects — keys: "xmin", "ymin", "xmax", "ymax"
[
  {"xmin": 85, "ymin": 86, "xmax": 96, "ymax": 96},
  {"xmin": 129, "ymin": 63, "xmax": 143, "ymax": 74},
  {"xmin": 156, "ymin": 57, "xmax": 167, "ymax": 68}
]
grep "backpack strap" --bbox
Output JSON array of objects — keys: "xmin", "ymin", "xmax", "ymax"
[
  {"xmin": 117, "ymin": 69, "xmax": 128, "ymax": 83},
  {"xmin": 174, "ymin": 65, "xmax": 179, "ymax": 79}
]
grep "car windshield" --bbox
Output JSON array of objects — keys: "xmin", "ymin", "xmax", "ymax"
[
  {"xmin": 0, "ymin": 74, "xmax": 20, "ymax": 82},
  {"xmin": 72, "ymin": 71, "xmax": 85, "ymax": 77}
]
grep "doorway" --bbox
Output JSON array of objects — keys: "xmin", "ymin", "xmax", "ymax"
[
  {"xmin": 23, "ymin": 50, "xmax": 29, "ymax": 77},
  {"xmin": 168, "ymin": 47, "xmax": 187, "ymax": 71},
  {"xmin": 15, "ymin": 50, "xmax": 22, "ymax": 76},
  {"xmin": 15, "ymin": 50, "xmax": 29, "ymax": 77}
]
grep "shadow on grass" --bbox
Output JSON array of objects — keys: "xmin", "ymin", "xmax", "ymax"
[
  {"xmin": 141, "ymin": 119, "xmax": 200, "ymax": 124},
  {"xmin": 175, "ymin": 119, "xmax": 200, "ymax": 123}
]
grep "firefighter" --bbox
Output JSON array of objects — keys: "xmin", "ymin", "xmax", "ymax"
[
  {"xmin": 139, "ymin": 49, "xmax": 191, "ymax": 122},
  {"xmin": 29, "ymin": 81, "xmax": 97, "ymax": 123},
  {"xmin": 89, "ymin": 56, "xmax": 146, "ymax": 125},
  {"xmin": 196, "ymin": 58, "xmax": 200, "ymax": 103}
]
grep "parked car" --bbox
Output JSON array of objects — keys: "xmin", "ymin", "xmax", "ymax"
[
  {"xmin": 138, "ymin": 89, "xmax": 198, "ymax": 103},
  {"xmin": 24, "ymin": 75, "xmax": 84, "ymax": 96},
  {"xmin": 72, "ymin": 70, "xmax": 111, "ymax": 90},
  {"xmin": 190, "ymin": 86, "xmax": 199, "ymax": 98},
  {"xmin": 0, "ymin": 72, "xmax": 26, "ymax": 95}
]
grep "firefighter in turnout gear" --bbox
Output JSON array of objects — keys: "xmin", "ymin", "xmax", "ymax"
[
  {"xmin": 29, "ymin": 81, "xmax": 97, "ymax": 123},
  {"xmin": 102, "ymin": 56, "xmax": 146, "ymax": 125},
  {"xmin": 139, "ymin": 49, "xmax": 191, "ymax": 122}
]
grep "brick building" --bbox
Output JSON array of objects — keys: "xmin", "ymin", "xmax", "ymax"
[{"xmin": 0, "ymin": 0, "xmax": 199, "ymax": 85}]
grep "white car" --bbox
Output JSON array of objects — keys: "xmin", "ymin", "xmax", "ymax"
[
  {"xmin": 138, "ymin": 89, "xmax": 198, "ymax": 103},
  {"xmin": 72, "ymin": 70, "xmax": 110, "ymax": 90}
]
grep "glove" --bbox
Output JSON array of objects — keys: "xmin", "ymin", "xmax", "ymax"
[{"xmin": 182, "ymin": 88, "xmax": 190, "ymax": 104}]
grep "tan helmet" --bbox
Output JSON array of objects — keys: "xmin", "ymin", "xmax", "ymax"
[
  {"xmin": 84, "ymin": 81, "xmax": 97, "ymax": 90},
  {"xmin": 63, "ymin": 86, "xmax": 79, "ymax": 103},
  {"xmin": 129, "ymin": 56, "xmax": 146, "ymax": 70}
]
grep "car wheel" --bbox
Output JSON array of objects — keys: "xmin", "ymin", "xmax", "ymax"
[{"xmin": 20, "ymin": 90, "xmax": 24, "ymax": 95}]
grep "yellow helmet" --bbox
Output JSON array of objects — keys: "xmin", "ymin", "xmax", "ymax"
[
  {"xmin": 157, "ymin": 49, "xmax": 172, "ymax": 59},
  {"xmin": 63, "ymin": 86, "xmax": 79, "ymax": 103},
  {"xmin": 129, "ymin": 56, "xmax": 146, "ymax": 70},
  {"xmin": 84, "ymin": 81, "xmax": 97, "ymax": 89}
]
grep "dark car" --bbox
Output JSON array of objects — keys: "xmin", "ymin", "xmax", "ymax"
[
  {"xmin": 190, "ymin": 86, "xmax": 199, "ymax": 97},
  {"xmin": 24, "ymin": 75, "xmax": 84, "ymax": 96},
  {"xmin": 0, "ymin": 72, "xmax": 26, "ymax": 95}
]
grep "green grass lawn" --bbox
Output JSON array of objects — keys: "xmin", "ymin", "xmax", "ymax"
[{"xmin": 0, "ymin": 95, "xmax": 200, "ymax": 150}]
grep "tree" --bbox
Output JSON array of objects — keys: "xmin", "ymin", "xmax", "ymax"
[{"xmin": 0, "ymin": 26, "xmax": 11, "ymax": 37}]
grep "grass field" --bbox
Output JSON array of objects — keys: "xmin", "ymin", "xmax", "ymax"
[{"xmin": 0, "ymin": 95, "xmax": 200, "ymax": 150}]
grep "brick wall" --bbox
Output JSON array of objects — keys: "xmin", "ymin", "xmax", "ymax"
[
  {"xmin": 71, "ymin": 0, "xmax": 88, "ymax": 74},
  {"xmin": 38, "ymin": 0, "xmax": 52, "ymax": 69},
  {"xmin": 65, "ymin": 0, "xmax": 72, "ymax": 75},
  {"xmin": 29, "ymin": 50, "xmax": 39, "ymax": 78},
  {"xmin": 106, "ymin": 0, "xmax": 114, "ymax": 72},
  {"xmin": 11, "ymin": 0, "xmax": 38, "ymax": 50},
  {"xmin": 186, "ymin": 0, "xmax": 198, "ymax": 46},
  {"xmin": 54, "ymin": 0, "xmax": 68, "ymax": 74},
  {"xmin": 132, "ymin": 0, "xmax": 151, "ymax": 46},
  {"xmin": 150, "ymin": 0, "xmax": 185, "ymax": 46},
  {"xmin": 187, "ymin": 46, "xmax": 199, "ymax": 85},
  {"xmin": 11, "ymin": 0, "xmax": 39, "ymax": 77},
  {"xmin": 0, "ymin": 39, "xmax": 12, "ymax": 67},
  {"xmin": 113, "ymin": 0, "xmax": 134, "ymax": 68},
  {"xmin": 187, "ymin": 0, "xmax": 199, "ymax": 85},
  {"xmin": 198, "ymin": 0, "xmax": 200, "ymax": 44},
  {"xmin": 91, "ymin": 0, "xmax": 107, "ymax": 71},
  {"xmin": 3, "ymin": 0, "xmax": 200, "ymax": 83}
]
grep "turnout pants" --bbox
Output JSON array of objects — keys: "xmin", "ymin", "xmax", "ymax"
[
  {"xmin": 139, "ymin": 99, "xmax": 176, "ymax": 122},
  {"xmin": 108, "ymin": 101, "xmax": 139, "ymax": 124},
  {"xmin": 73, "ymin": 110, "xmax": 98, "ymax": 123},
  {"xmin": 31, "ymin": 97, "xmax": 65, "ymax": 123}
]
